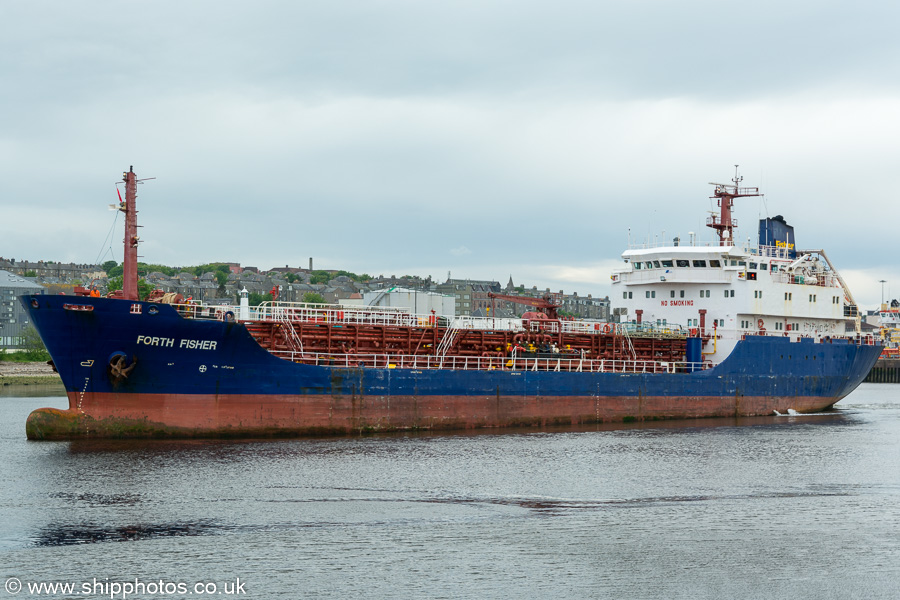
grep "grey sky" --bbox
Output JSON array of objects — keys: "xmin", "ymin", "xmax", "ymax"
[{"xmin": 3, "ymin": 0, "xmax": 899, "ymax": 306}]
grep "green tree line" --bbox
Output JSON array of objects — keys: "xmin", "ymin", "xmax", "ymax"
[{"xmin": 102, "ymin": 262, "xmax": 371, "ymax": 285}]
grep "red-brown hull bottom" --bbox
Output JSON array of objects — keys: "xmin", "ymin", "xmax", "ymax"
[{"xmin": 24, "ymin": 392, "xmax": 837, "ymax": 439}]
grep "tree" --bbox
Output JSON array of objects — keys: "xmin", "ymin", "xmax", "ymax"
[
  {"xmin": 248, "ymin": 292, "xmax": 272, "ymax": 306},
  {"xmin": 23, "ymin": 270, "xmax": 37, "ymax": 277},
  {"xmin": 215, "ymin": 271, "xmax": 228, "ymax": 297},
  {"xmin": 101, "ymin": 260, "xmax": 118, "ymax": 273},
  {"xmin": 139, "ymin": 262, "xmax": 175, "ymax": 276},
  {"xmin": 309, "ymin": 270, "xmax": 331, "ymax": 285},
  {"xmin": 335, "ymin": 270, "xmax": 372, "ymax": 282},
  {"xmin": 107, "ymin": 264, "xmax": 124, "ymax": 278},
  {"xmin": 20, "ymin": 326, "xmax": 50, "ymax": 361},
  {"xmin": 138, "ymin": 279, "xmax": 154, "ymax": 300},
  {"xmin": 107, "ymin": 276, "xmax": 154, "ymax": 300},
  {"xmin": 302, "ymin": 292, "xmax": 326, "ymax": 304}
]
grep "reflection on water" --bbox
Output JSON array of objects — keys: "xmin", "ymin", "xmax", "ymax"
[
  {"xmin": 0, "ymin": 382, "xmax": 65, "ymax": 398},
  {"xmin": 34, "ymin": 520, "xmax": 221, "ymax": 547},
  {"xmin": 1, "ymin": 384, "xmax": 899, "ymax": 599},
  {"xmin": 49, "ymin": 492, "xmax": 143, "ymax": 506}
]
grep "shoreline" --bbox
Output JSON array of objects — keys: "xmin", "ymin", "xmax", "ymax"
[
  {"xmin": 0, "ymin": 362, "xmax": 62, "ymax": 386},
  {"xmin": 2, "ymin": 375, "xmax": 64, "ymax": 385}
]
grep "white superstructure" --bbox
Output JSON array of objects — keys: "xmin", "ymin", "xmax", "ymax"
[{"xmin": 612, "ymin": 172, "xmax": 855, "ymax": 362}]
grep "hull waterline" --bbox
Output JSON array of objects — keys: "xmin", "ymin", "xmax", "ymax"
[{"xmin": 21, "ymin": 295, "xmax": 881, "ymax": 439}]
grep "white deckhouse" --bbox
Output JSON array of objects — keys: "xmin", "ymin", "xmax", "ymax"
[{"xmin": 612, "ymin": 173, "xmax": 858, "ymax": 362}]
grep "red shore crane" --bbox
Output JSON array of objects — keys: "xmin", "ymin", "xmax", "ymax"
[{"xmin": 487, "ymin": 292, "xmax": 561, "ymax": 320}]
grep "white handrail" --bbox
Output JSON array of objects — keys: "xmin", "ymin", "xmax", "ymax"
[{"xmin": 267, "ymin": 350, "xmax": 717, "ymax": 374}]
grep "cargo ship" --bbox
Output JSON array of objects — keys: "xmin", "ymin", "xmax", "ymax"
[
  {"xmin": 20, "ymin": 168, "xmax": 881, "ymax": 439},
  {"xmin": 876, "ymin": 300, "xmax": 900, "ymax": 358}
]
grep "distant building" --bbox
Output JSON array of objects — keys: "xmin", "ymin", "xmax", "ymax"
[
  {"xmin": 0, "ymin": 258, "xmax": 100, "ymax": 281},
  {"xmin": 0, "ymin": 270, "xmax": 45, "ymax": 349},
  {"xmin": 361, "ymin": 288, "xmax": 455, "ymax": 317},
  {"xmin": 435, "ymin": 279, "xmax": 502, "ymax": 316}
]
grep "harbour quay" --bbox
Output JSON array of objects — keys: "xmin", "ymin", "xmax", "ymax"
[{"xmin": 866, "ymin": 358, "xmax": 900, "ymax": 383}]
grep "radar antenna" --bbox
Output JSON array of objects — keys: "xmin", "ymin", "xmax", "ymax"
[{"xmin": 706, "ymin": 165, "xmax": 761, "ymax": 246}]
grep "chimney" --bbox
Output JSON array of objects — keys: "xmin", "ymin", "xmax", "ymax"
[{"xmin": 309, "ymin": 257, "xmax": 313, "ymax": 270}]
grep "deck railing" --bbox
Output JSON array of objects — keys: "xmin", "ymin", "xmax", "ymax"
[
  {"xmin": 268, "ymin": 350, "xmax": 714, "ymax": 374},
  {"xmin": 170, "ymin": 300, "xmax": 677, "ymax": 338},
  {"xmin": 165, "ymin": 301, "xmax": 875, "ymax": 346}
]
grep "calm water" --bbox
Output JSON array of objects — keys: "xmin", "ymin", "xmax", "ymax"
[{"xmin": 1, "ymin": 384, "xmax": 899, "ymax": 599}]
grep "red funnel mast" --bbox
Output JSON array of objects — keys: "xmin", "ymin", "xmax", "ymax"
[
  {"xmin": 122, "ymin": 166, "xmax": 139, "ymax": 300},
  {"xmin": 706, "ymin": 166, "xmax": 761, "ymax": 246}
]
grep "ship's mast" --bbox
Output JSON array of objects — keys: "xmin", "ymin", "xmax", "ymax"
[
  {"xmin": 707, "ymin": 165, "xmax": 761, "ymax": 246},
  {"xmin": 123, "ymin": 166, "xmax": 139, "ymax": 300}
]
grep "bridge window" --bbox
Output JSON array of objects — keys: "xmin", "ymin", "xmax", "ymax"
[
  {"xmin": 661, "ymin": 260, "xmax": 674, "ymax": 267},
  {"xmin": 676, "ymin": 260, "xmax": 690, "ymax": 267},
  {"xmin": 645, "ymin": 262, "xmax": 654, "ymax": 269},
  {"xmin": 653, "ymin": 260, "xmax": 661, "ymax": 268},
  {"xmin": 692, "ymin": 260, "xmax": 707, "ymax": 267},
  {"xmin": 709, "ymin": 260, "xmax": 721, "ymax": 267}
]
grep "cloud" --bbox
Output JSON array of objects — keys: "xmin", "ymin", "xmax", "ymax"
[
  {"xmin": 842, "ymin": 268, "xmax": 900, "ymax": 312},
  {"xmin": 3, "ymin": 1, "xmax": 900, "ymax": 306},
  {"xmin": 449, "ymin": 246, "xmax": 472, "ymax": 257}
]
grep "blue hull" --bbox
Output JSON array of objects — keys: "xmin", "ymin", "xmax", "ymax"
[{"xmin": 20, "ymin": 294, "xmax": 882, "ymax": 439}]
